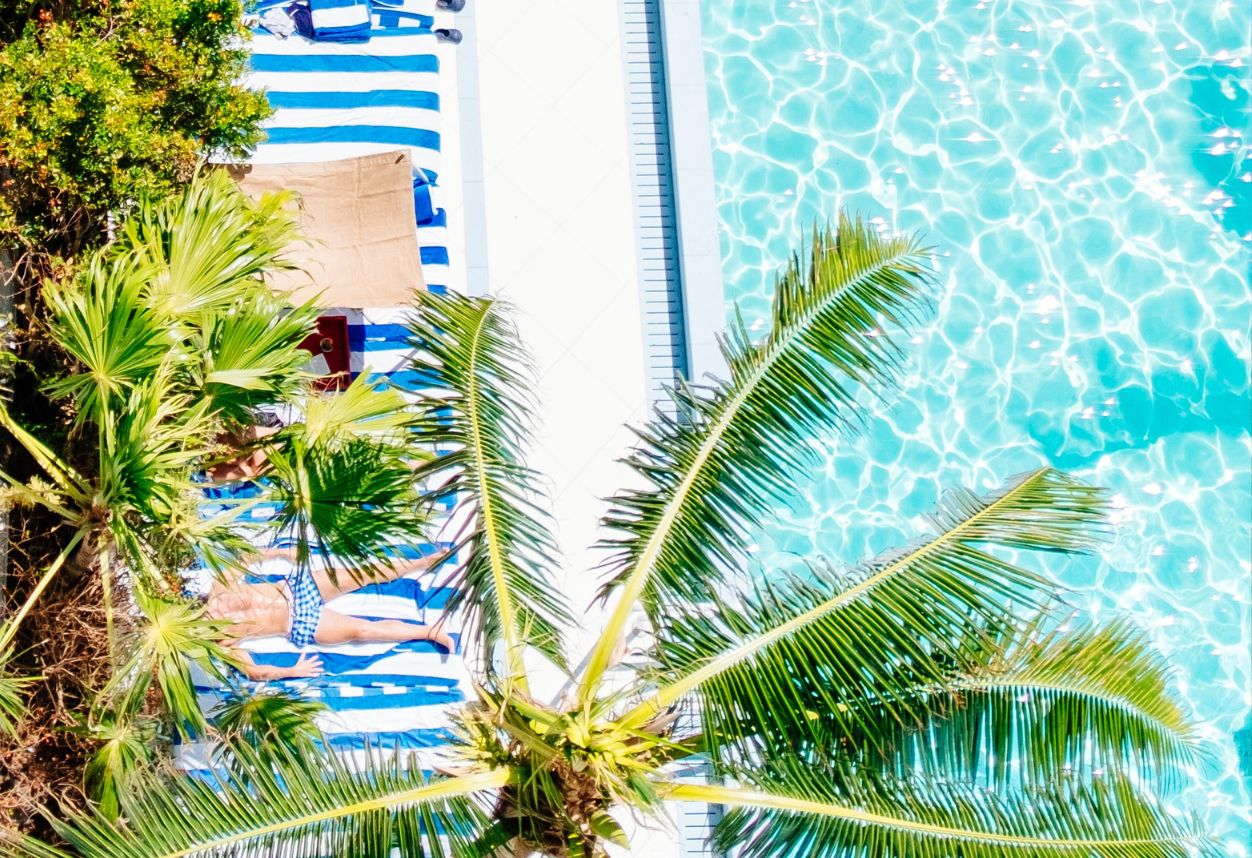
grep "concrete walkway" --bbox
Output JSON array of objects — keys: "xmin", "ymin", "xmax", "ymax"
[{"xmin": 473, "ymin": 3, "xmax": 685, "ymax": 855}]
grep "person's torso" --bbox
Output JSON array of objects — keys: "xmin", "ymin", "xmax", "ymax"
[{"xmin": 204, "ymin": 580, "xmax": 291, "ymax": 641}]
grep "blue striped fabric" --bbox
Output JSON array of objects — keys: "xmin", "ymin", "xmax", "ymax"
[
  {"xmin": 263, "ymin": 125, "xmax": 440, "ymax": 150},
  {"xmin": 183, "ymin": 0, "xmax": 463, "ymax": 782},
  {"xmin": 308, "ymin": 0, "xmax": 371, "ymax": 43},
  {"xmin": 249, "ymin": 52, "xmax": 439, "ymax": 74},
  {"xmin": 420, "ymin": 246, "xmax": 449, "ymax": 265},
  {"xmin": 265, "ymin": 90, "xmax": 440, "ymax": 111}
]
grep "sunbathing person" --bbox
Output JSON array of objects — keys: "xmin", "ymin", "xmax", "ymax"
[{"xmin": 194, "ymin": 547, "xmax": 455, "ymax": 681}]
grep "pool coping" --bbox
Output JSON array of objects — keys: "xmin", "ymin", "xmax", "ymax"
[
  {"xmin": 454, "ymin": 0, "xmax": 489, "ymax": 298},
  {"xmin": 657, "ymin": 0, "xmax": 725, "ymax": 380}
]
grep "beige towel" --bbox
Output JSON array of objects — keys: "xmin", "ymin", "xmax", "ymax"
[{"xmin": 225, "ymin": 150, "xmax": 425, "ymax": 307}]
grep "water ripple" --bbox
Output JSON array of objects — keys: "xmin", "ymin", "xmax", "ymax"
[{"xmin": 702, "ymin": 0, "xmax": 1251, "ymax": 849}]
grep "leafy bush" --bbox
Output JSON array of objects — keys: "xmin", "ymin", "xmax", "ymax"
[{"xmin": 0, "ymin": 0, "xmax": 270, "ymax": 259}]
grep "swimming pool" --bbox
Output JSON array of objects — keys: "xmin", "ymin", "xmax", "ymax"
[{"xmin": 699, "ymin": 0, "xmax": 1250, "ymax": 851}]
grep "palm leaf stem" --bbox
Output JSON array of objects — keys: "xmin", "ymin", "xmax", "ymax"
[
  {"xmin": 465, "ymin": 303, "xmax": 526, "ymax": 690},
  {"xmin": 616, "ymin": 467, "xmax": 1060, "ymax": 728},
  {"xmin": 0, "ymin": 531, "xmax": 84, "ymax": 652},
  {"xmin": 0, "ymin": 400, "xmax": 91, "ymax": 504},
  {"xmin": 658, "ymin": 782, "xmax": 1181, "ymax": 851}
]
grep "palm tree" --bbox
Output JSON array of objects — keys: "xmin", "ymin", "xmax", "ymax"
[
  {"xmin": 0, "ymin": 171, "xmax": 429, "ymax": 817},
  {"xmin": 9, "ymin": 216, "xmax": 1210, "ymax": 857}
]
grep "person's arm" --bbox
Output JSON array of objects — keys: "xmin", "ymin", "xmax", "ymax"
[{"xmin": 228, "ymin": 648, "xmax": 323, "ymax": 681}]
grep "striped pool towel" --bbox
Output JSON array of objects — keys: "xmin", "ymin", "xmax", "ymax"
[{"xmin": 244, "ymin": 9, "xmax": 456, "ymax": 293}]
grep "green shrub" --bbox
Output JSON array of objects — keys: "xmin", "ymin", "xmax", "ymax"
[{"xmin": 0, "ymin": 0, "xmax": 271, "ymax": 258}]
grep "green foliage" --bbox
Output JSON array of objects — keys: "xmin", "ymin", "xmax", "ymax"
[
  {"xmin": 0, "ymin": 646, "xmax": 35, "ymax": 737},
  {"xmin": 635, "ymin": 470, "xmax": 1112, "ymax": 746},
  {"xmin": 0, "ymin": 0, "xmax": 270, "ymax": 255},
  {"xmin": 211, "ymin": 689, "xmax": 326, "ymax": 776},
  {"xmin": 408, "ymin": 291, "xmax": 573, "ymax": 674},
  {"xmin": 582, "ymin": 216, "xmax": 933, "ymax": 700},
  {"xmin": 707, "ymin": 762, "xmax": 1213, "ymax": 858},
  {"xmin": 24, "ymin": 743, "xmax": 501, "ymax": 858},
  {"xmin": 16, "ymin": 216, "xmax": 1213, "ymax": 857},
  {"xmin": 0, "ymin": 173, "xmax": 434, "ymax": 833},
  {"xmin": 80, "ymin": 714, "xmax": 157, "ymax": 821}
]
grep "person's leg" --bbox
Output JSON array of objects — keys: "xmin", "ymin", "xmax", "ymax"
[
  {"xmin": 311, "ymin": 549, "xmax": 453, "ymax": 601},
  {"xmin": 314, "ymin": 608, "xmax": 455, "ymax": 651}
]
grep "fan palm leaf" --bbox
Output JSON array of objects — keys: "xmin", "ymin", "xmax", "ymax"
[
  {"xmin": 581, "ymin": 215, "xmax": 934, "ymax": 703},
  {"xmin": 407, "ymin": 291, "xmax": 573, "ymax": 680},
  {"xmin": 123, "ymin": 169, "xmax": 300, "ymax": 320},
  {"xmin": 41, "ymin": 253, "xmax": 169, "ymax": 429},
  {"xmin": 264, "ymin": 433, "xmax": 427, "ymax": 579},
  {"xmin": 191, "ymin": 293, "xmax": 318, "ymax": 425},
  {"xmin": 298, "ymin": 373, "xmax": 415, "ymax": 449},
  {"xmin": 0, "ymin": 656, "xmax": 35, "ymax": 737}
]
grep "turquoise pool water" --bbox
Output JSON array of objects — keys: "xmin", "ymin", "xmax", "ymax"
[{"xmin": 700, "ymin": 0, "xmax": 1250, "ymax": 851}]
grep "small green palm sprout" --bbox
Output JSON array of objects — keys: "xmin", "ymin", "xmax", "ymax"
[{"xmin": 11, "ymin": 216, "xmax": 1210, "ymax": 857}]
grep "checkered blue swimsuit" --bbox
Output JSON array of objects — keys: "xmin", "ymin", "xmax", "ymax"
[{"xmin": 286, "ymin": 569, "xmax": 324, "ymax": 647}]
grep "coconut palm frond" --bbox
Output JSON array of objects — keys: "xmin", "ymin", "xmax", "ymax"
[
  {"xmin": 583, "ymin": 215, "xmax": 934, "ymax": 702},
  {"xmin": 124, "ymin": 169, "xmax": 300, "ymax": 320},
  {"xmin": 619, "ymin": 469, "xmax": 1106, "ymax": 751},
  {"xmin": 408, "ymin": 291, "xmax": 572, "ymax": 679},
  {"xmin": 36, "ymin": 744, "xmax": 504, "ymax": 858},
  {"xmin": 662, "ymin": 764, "xmax": 1214, "ymax": 858},
  {"xmin": 831, "ymin": 617, "xmax": 1198, "ymax": 788}
]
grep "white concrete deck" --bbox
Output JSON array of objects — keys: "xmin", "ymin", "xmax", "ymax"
[
  {"xmin": 473, "ymin": 3, "xmax": 684, "ymax": 855},
  {"xmin": 475, "ymin": 4, "xmax": 648, "ymax": 633}
]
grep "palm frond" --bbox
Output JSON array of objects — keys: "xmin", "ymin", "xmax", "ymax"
[
  {"xmin": 41, "ymin": 253, "xmax": 168, "ymax": 428},
  {"xmin": 619, "ymin": 470, "xmax": 1106, "ymax": 755},
  {"xmin": 298, "ymin": 374, "xmax": 416, "ymax": 450},
  {"xmin": 104, "ymin": 587, "xmax": 234, "ymax": 739},
  {"xmin": 583, "ymin": 216, "xmax": 934, "ymax": 701},
  {"xmin": 833, "ymin": 617, "xmax": 1197, "ymax": 788},
  {"xmin": 123, "ymin": 169, "xmax": 300, "ymax": 320},
  {"xmin": 31, "ymin": 744, "xmax": 505, "ymax": 858},
  {"xmin": 97, "ymin": 375, "xmax": 215, "ymax": 529},
  {"xmin": 407, "ymin": 291, "xmax": 572, "ymax": 678},
  {"xmin": 80, "ymin": 714, "xmax": 157, "ymax": 820},
  {"xmin": 211, "ymin": 689, "xmax": 326, "ymax": 782},
  {"xmin": 0, "ymin": 651, "xmax": 36, "ymax": 737},
  {"xmin": 265, "ymin": 434, "xmax": 427, "ymax": 580},
  {"xmin": 0, "ymin": 399, "xmax": 90, "ymax": 504},
  {"xmin": 191, "ymin": 292, "xmax": 318, "ymax": 425},
  {"xmin": 663, "ymin": 764, "xmax": 1214, "ymax": 858}
]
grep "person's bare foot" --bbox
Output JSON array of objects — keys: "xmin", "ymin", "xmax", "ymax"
[{"xmin": 422, "ymin": 625, "xmax": 455, "ymax": 652}]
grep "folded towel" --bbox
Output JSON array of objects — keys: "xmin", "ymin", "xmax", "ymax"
[
  {"xmin": 259, "ymin": 6, "xmax": 296, "ymax": 38},
  {"xmin": 413, "ymin": 169, "xmax": 437, "ymax": 226},
  {"xmin": 302, "ymin": 0, "xmax": 371, "ymax": 42}
]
